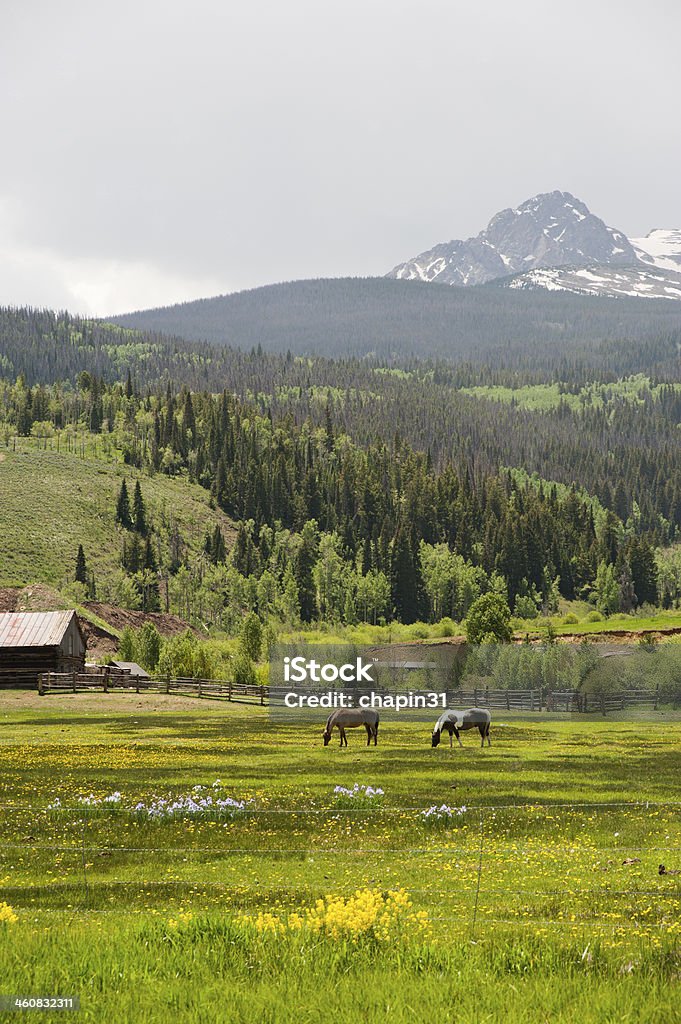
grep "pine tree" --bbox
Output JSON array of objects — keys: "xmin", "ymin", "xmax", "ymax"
[
  {"xmin": 629, "ymin": 538, "xmax": 659, "ymax": 607},
  {"xmin": 232, "ymin": 522, "xmax": 257, "ymax": 576},
  {"xmin": 391, "ymin": 526, "xmax": 423, "ymax": 624},
  {"xmin": 212, "ymin": 525, "xmax": 226, "ymax": 564},
  {"xmin": 116, "ymin": 480, "xmax": 133, "ymax": 530},
  {"xmin": 182, "ymin": 391, "xmax": 196, "ymax": 444},
  {"xmin": 133, "ymin": 481, "xmax": 148, "ymax": 536},
  {"xmin": 295, "ymin": 521, "xmax": 319, "ymax": 622},
  {"xmin": 144, "ymin": 536, "xmax": 158, "ymax": 572},
  {"xmin": 75, "ymin": 544, "xmax": 88, "ymax": 584},
  {"xmin": 89, "ymin": 397, "xmax": 103, "ymax": 433},
  {"xmin": 617, "ymin": 559, "xmax": 636, "ymax": 614},
  {"xmin": 324, "ymin": 399, "xmax": 335, "ymax": 451},
  {"xmin": 123, "ymin": 533, "xmax": 143, "ymax": 574}
]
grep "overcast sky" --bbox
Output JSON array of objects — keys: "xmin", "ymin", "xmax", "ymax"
[{"xmin": 1, "ymin": 0, "xmax": 680, "ymax": 315}]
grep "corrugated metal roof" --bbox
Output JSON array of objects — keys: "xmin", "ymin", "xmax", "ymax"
[
  {"xmin": 0, "ymin": 610, "xmax": 77, "ymax": 649},
  {"xmin": 110, "ymin": 661, "xmax": 150, "ymax": 678}
]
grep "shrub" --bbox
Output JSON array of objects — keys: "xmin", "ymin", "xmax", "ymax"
[
  {"xmin": 239, "ymin": 612, "xmax": 263, "ymax": 662},
  {"xmin": 408, "ymin": 624, "xmax": 430, "ymax": 639},
  {"xmin": 514, "ymin": 595, "xmax": 539, "ymax": 620},
  {"xmin": 233, "ymin": 653, "xmax": 257, "ymax": 687},
  {"xmin": 136, "ymin": 622, "xmax": 162, "ymax": 672},
  {"xmin": 585, "ymin": 610, "xmax": 604, "ymax": 623},
  {"xmin": 563, "ymin": 613, "xmax": 579, "ymax": 624},
  {"xmin": 118, "ymin": 626, "xmax": 136, "ymax": 662},
  {"xmin": 158, "ymin": 630, "xmax": 212, "ymax": 679},
  {"xmin": 465, "ymin": 593, "xmax": 512, "ymax": 644}
]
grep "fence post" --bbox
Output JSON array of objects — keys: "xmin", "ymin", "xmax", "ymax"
[
  {"xmin": 530, "ymin": 689, "xmax": 535, "ymax": 712},
  {"xmin": 165, "ymin": 674, "xmax": 170, "ymax": 695},
  {"xmin": 198, "ymin": 679, "xmax": 203, "ymax": 698},
  {"xmin": 38, "ymin": 674, "xmax": 44, "ymax": 696},
  {"xmin": 228, "ymin": 681, "xmax": 232, "ymax": 702},
  {"xmin": 103, "ymin": 666, "xmax": 109, "ymax": 694},
  {"xmin": 600, "ymin": 694, "xmax": 606, "ymax": 717},
  {"xmin": 654, "ymin": 684, "xmax": 659, "ymax": 711},
  {"xmin": 260, "ymin": 685, "xmax": 265, "ymax": 706},
  {"xmin": 72, "ymin": 670, "xmax": 77, "ymax": 693}
]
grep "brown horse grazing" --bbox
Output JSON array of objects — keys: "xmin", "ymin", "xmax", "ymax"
[{"xmin": 323, "ymin": 708, "xmax": 379, "ymax": 747}]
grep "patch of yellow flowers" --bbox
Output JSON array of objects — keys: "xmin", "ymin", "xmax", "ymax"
[
  {"xmin": 245, "ymin": 888, "xmax": 430, "ymax": 943},
  {"xmin": 167, "ymin": 910, "xmax": 194, "ymax": 929},
  {"xmin": 0, "ymin": 902, "xmax": 18, "ymax": 925}
]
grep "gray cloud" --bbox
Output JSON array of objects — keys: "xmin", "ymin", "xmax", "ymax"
[{"xmin": 1, "ymin": 0, "xmax": 680, "ymax": 314}]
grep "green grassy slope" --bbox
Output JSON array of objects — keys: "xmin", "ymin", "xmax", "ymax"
[
  {"xmin": 0, "ymin": 446, "xmax": 232, "ymax": 589},
  {"xmin": 461, "ymin": 374, "xmax": 681, "ymax": 412}
]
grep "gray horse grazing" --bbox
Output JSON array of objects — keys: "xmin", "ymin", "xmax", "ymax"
[
  {"xmin": 323, "ymin": 708, "xmax": 379, "ymax": 747},
  {"xmin": 432, "ymin": 708, "xmax": 491, "ymax": 748}
]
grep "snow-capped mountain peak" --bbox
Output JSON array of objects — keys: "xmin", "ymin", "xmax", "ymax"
[{"xmin": 387, "ymin": 193, "xmax": 681, "ymax": 300}]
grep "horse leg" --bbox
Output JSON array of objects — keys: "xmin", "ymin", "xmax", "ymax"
[
  {"xmin": 479, "ymin": 725, "xmax": 484, "ymax": 748},
  {"xmin": 373, "ymin": 723, "xmax": 378, "ymax": 746},
  {"xmin": 339, "ymin": 727, "xmax": 345, "ymax": 747},
  {"xmin": 448, "ymin": 730, "xmax": 453, "ymax": 748},
  {"xmin": 454, "ymin": 727, "xmax": 463, "ymax": 748},
  {"xmin": 487, "ymin": 724, "xmax": 491, "ymax": 747},
  {"xmin": 365, "ymin": 724, "xmax": 371, "ymax": 746}
]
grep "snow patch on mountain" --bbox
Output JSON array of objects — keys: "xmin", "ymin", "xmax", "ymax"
[
  {"xmin": 505, "ymin": 264, "xmax": 681, "ymax": 301},
  {"xmin": 631, "ymin": 229, "xmax": 681, "ymax": 275}
]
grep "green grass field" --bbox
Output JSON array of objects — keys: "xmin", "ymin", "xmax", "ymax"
[{"xmin": 0, "ymin": 694, "xmax": 679, "ymax": 1022}]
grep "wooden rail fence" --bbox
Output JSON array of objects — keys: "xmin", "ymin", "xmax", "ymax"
[
  {"xmin": 35, "ymin": 672, "xmax": 678, "ymax": 714},
  {"xmin": 38, "ymin": 669, "xmax": 267, "ymax": 704}
]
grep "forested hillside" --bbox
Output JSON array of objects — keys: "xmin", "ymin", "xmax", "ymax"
[
  {"xmin": 106, "ymin": 278, "xmax": 681, "ymax": 370},
  {"xmin": 1, "ymin": 319, "xmax": 679, "ymax": 626},
  {"xmin": 2, "ymin": 308, "xmax": 681, "ymax": 543}
]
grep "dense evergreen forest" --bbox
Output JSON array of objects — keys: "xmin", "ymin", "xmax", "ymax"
[
  {"xmin": 3, "ymin": 303, "xmax": 680, "ymax": 390},
  {"xmin": 108, "ymin": 277, "xmax": 681, "ymax": 368},
  {"xmin": 2, "ymin": 305, "xmax": 681, "ymax": 629}
]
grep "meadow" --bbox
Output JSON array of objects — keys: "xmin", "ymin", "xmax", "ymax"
[
  {"xmin": 459, "ymin": 374, "xmax": 681, "ymax": 413},
  {"xmin": 0, "ymin": 445, "xmax": 232, "ymax": 589},
  {"xmin": 0, "ymin": 694, "xmax": 679, "ymax": 1022}
]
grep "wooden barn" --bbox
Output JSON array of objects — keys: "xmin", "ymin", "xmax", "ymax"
[{"xmin": 0, "ymin": 610, "xmax": 86, "ymax": 687}]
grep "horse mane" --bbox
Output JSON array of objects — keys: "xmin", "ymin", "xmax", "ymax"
[{"xmin": 433, "ymin": 711, "xmax": 449, "ymax": 734}]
